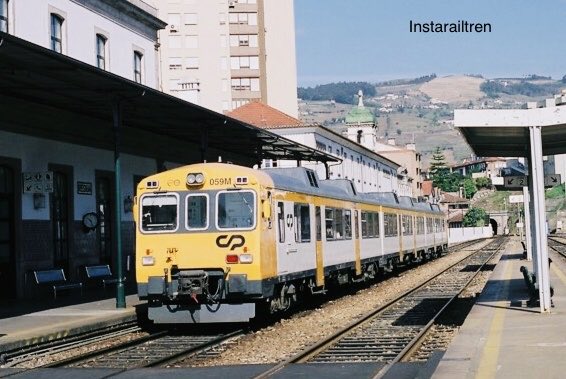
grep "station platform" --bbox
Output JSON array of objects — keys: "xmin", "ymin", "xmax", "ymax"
[
  {"xmin": 433, "ymin": 237, "xmax": 566, "ymax": 379},
  {"xmin": 0, "ymin": 292, "xmax": 143, "ymax": 354},
  {"xmin": 3, "ymin": 237, "xmax": 566, "ymax": 379}
]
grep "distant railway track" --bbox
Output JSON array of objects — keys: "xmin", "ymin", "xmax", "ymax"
[
  {"xmin": 548, "ymin": 236, "xmax": 566, "ymax": 259},
  {"xmin": 254, "ymin": 237, "xmax": 505, "ymax": 378},
  {"xmin": 0, "ymin": 320, "xmax": 141, "ymax": 367},
  {"xmin": 44, "ymin": 328, "xmax": 245, "ymax": 369}
]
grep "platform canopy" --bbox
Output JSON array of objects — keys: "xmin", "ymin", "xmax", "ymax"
[
  {"xmin": 455, "ymin": 98, "xmax": 566, "ymax": 157},
  {"xmin": 0, "ymin": 32, "xmax": 337, "ymax": 166}
]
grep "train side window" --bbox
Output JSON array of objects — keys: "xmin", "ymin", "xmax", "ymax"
[
  {"xmin": 416, "ymin": 216, "xmax": 425, "ymax": 234},
  {"xmin": 334, "ymin": 209, "xmax": 344, "ymax": 240},
  {"xmin": 316, "ymin": 206, "xmax": 321, "ymax": 241},
  {"xmin": 384, "ymin": 213, "xmax": 398, "ymax": 237},
  {"xmin": 354, "ymin": 210, "xmax": 359, "ymax": 239},
  {"xmin": 294, "ymin": 203, "xmax": 311, "ymax": 243},
  {"xmin": 372, "ymin": 212, "xmax": 380, "ymax": 237},
  {"xmin": 344, "ymin": 210, "xmax": 352, "ymax": 239},
  {"xmin": 277, "ymin": 202, "xmax": 285, "ymax": 243},
  {"xmin": 325, "ymin": 208, "xmax": 334, "ymax": 240},
  {"xmin": 426, "ymin": 217, "xmax": 433, "ymax": 233},
  {"xmin": 361, "ymin": 212, "xmax": 368, "ymax": 238},
  {"xmin": 186, "ymin": 194, "xmax": 208, "ymax": 230},
  {"xmin": 402, "ymin": 215, "xmax": 413, "ymax": 236}
]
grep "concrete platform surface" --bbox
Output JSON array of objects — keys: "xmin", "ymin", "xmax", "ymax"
[
  {"xmin": 0, "ymin": 294, "xmax": 143, "ymax": 353},
  {"xmin": 433, "ymin": 238, "xmax": 566, "ymax": 379}
]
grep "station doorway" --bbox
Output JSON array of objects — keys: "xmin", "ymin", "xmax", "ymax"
[{"xmin": 0, "ymin": 164, "xmax": 15, "ymax": 299}]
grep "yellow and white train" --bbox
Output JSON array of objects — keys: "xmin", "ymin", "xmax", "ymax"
[{"xmin": 134, "ymin": 163, "xmax": 447, "ymax": 324}]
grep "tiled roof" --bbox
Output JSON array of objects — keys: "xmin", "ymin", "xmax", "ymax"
[
  {"xmin": 422, "ymin": 180, "xmax": 433, "ymax": 196},
  {"xmin": 441, "ymin": 192, "xmax": 469, "ymax": 204},
  {"xmin": 228, "ymin": 101, "xmax": 304, "ymax": 129}
]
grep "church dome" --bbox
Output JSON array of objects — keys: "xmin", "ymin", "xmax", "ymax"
[{"xmin": 345, "ymin": 90, "xmax": 375, "ymax": 124}]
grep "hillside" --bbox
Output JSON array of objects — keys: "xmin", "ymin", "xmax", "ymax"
[
  {"xmin": 419, "ymin": 75, "xmax": 484, "ymax": 103},
  {"xmin": 298, "ymin": 74, "xmax": 566, "ymax": 168}
]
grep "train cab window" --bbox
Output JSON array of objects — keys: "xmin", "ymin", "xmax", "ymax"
[
  {"xmin": 186, "ymin": 194, "xmax": 208, "ymax": 230},
  {"xmin": 277, "ymin": 202, "xmax": 285, "ymax": 242},
  {"xmin": 384, "ymin": 213, "xmax": 398, "ymax": 237},
  {"xmin": 217, "ymin": 190, "xmax": 256, "ymax": 230},
  {"xmin": 402, "ymin": 215, "xmax": 413, "ymax": 236},
  {"xmin": 294, "ymin": 203, "xmax": 311, "ymax": 243},
  {"xmin": 344, "ymin": 210, "xmax": 352, "ymax": 239},
  {"xmin": 140, "ymin": 193, "xmax": 179, "ymax": 232}
]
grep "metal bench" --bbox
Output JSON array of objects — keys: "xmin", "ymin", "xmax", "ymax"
[
  {"xmin": 33, "ymin": 269, "xmax": 83, "ymax": 299},
  {"xmin": 85, "ymin": 264, "xmax": 118, "ymax": 289}
]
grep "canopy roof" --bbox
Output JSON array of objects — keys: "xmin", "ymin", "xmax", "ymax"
[
  {"xmin": 455, "ymin": 97, "xmax": 566, "ymax": 157},
  {"xmin": 0, "ymin": 32, "xmax": 337, "ymax": 166}
]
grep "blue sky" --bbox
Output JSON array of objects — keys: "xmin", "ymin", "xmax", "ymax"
[{"xmin": 294, "ymin": 0, "xmax": 566, "ymax": 86}]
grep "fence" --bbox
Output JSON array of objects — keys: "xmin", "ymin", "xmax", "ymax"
[{"xmin": 448, "ymin": 226, "xmax": 493, "ymax": 244}]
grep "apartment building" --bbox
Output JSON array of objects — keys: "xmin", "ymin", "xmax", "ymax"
[{"xmin": 157, "ymin": 0, "xmax": 298, "ymax": 117}]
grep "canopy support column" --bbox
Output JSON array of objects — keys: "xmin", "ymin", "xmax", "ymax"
[
  {"xmin": 528, "ymin": 125, "xmax": 551, "ymax": 313},
  {"xmin": 113, "ymin": 101, "xmax": 126, "ymax": 309}
]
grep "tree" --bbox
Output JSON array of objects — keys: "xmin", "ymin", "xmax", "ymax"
[
  {"xmin": 429, "ymin": 147, "xmax": 451, "ymax": 189},
  {"xmin": 475, "ymin": 177, "xmax": 492, "ymax": 189},
  {"xmin": 463, "ymin": 207, "xmax": 488, "ymax": 227},
  {"xmin": 462, "ymin": 178, "xmax": 477, "ymax": 199}
]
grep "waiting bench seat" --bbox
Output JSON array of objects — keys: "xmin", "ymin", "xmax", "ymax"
[
  {"xmin": 84, "ymin": 264, "xmax": 118, "ymax": 289},
  {"xmin": 33, "ymin": 269, "xmax": 83, "ymax": 299}
]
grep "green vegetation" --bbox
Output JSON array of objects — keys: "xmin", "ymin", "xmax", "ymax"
[
  {"xmin": 475, "ymin": 177, "xmax": 492, "ymax": 189},
  {"xmin": 546, "ymin": 184, "xmax": 565, "ymax": 199},
  {"xmin": 298, "ymin": 82, "xmax": 377, "ymax": 104},
  {"xmin": 480, "ymin": 80, "xmax": 561, "ymax": 98},
  {"xmin": 376, "ymin": 74, "xmax": 437, "ymax": 87},
  {"xmin": 429, "ymin": 147, "xmax": 469, "ymax": 195},
  {"xmin": 463, "ymin": 207, "xmax": 488, "ymax": 227}
]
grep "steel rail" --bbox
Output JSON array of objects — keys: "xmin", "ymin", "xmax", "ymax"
[
  {"xmin": 373, "ymin": 237, "xmax": 506, "ymax": 378},
  {"xmin": 1, "ymin": 320, "xmax": 140, "ymax": 367},
  {"xmin": 253, "ymin": 237, "xmax": 502, "ymax": 379}
]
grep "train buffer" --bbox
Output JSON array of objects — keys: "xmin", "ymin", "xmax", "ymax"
[
  {"xmin": 33, "ymin": 269, "xmax": 83, "ymax": 299},
  {"xmin": 520, "ymin": 263, "xmax": 554, "ymax": 307}
]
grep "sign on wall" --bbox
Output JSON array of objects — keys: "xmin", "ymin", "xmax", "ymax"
[
  {"xmin": 22, "ymin": 172, "xmax": 53, "ymax": 193},
  {"xmin": 77, "ymin": 181, "xmax": 93, "ymax": 195}
]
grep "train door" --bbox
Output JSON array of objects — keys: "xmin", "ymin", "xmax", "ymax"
[
  {"xmin": 315, "ymin": 206, "xmax": 324, "ymax": 286},
  {"xmin": 50, "ymin": 165, "xmax": 73, "ymax": 275},
  {"xmin": 275, "ymin": 201, "xmax": 298, "ymax": 275},
  {"xmin": 0, "ymin": 165, "xmax": 15, "ymax": 299},
  {"xmin": 354, "ymin": 209, "xmax": 361, "ymax": 275}
]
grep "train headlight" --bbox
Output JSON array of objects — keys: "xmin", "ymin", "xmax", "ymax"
[
  {"xmin": 239, "ymin": 254, "xmax": 253, "ymax": 264},
  {"xmin": 187, "ymin": 173, "xmax": 205, "ymax": 186},
  {"xmin": 142, "ymin": 256, "xmax": 155, "ymax": 266}
]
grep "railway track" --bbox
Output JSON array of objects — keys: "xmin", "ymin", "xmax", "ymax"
[
  {"xmin": 254, "ymin": 237, "xmax": 506, "ymax": 378},
  {"xmin": 0, "ymin": 320, "xmax": 141, "ymax": 367},
  {"xmin": 548, "ymin": 236, "xmax": 566, "ymax": 258},
  {"xmin": 44, "ymin": 328, "xmax": 244, "ymax": 369}
]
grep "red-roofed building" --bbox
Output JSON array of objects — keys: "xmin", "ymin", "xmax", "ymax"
[{"xmin": 228, "ymin": 102, "xmax": 412, "ymax": 195}]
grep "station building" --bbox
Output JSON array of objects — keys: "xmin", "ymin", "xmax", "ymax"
[
  {"xmin": 229, "ymin": 101, "xmax": 412, "ymax": 196},
  {"xmin": 156, "ymin": 0, "xmax": 298, "ymax": 117},
  {"xmin": 0, "ymin": 1, "xmax": 331, "ymax": 300}
]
